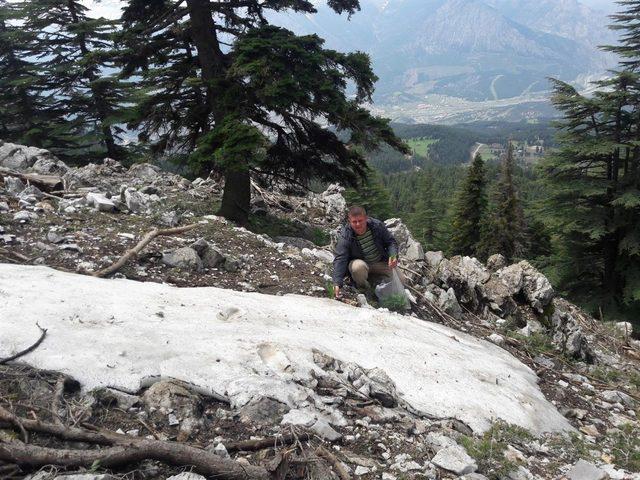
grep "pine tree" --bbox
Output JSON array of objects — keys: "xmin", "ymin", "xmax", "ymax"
[
  {"xmin": 450, "ymin": 153, "xmax": 487, "ymax": 257},
  {"xmin": 0, "ymin": 1, "xmax": 77, "ymax": 148},
  {"xmin": 120, "ymin": 0, "xmax": 407, "ymax": 225},
  {"xmin": 478, "ymin": 144, "xmax": 527, "ymax": 262},
  {"xmin": 344, "ymin": 168, "xmax": 393, "ymax": 220},
  {"xmin": 14, "ymin": 0, "xmax": 129, "ymax": 161},
  {"xmin": 541, "ymin": 72, "xmax": 640, "ymax": 314},
  {"xmin": 410, "ymin": 169, "xmax": 440, "ymax": 249}
]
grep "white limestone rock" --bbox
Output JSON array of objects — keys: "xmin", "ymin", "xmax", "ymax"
[
  {"xmin": 566, "ymin": 460, "xmax": 608, "ymax": 480},
  {"xmin": 86, "ymin": 192, "xmax": 116, "ymax": 212},
  {"xmin": 431, "ymin": 445, "xmax": 477, "ymax": 475}
]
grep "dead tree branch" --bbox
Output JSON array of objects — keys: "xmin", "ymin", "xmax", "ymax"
[
  {"xmin": 92, "ymin": 223, "xmax": 198, "ymax": 278},
  {"xmin": 316, "ymin": 446, "xmax": 351, "ymax": 480},
  {"xmin": 0, "ymin": 407, "xmax": 272, "ymax": 479},
  {"xmin": 0, "ymin": 324, "xmax": 47, "ymax": 365}
]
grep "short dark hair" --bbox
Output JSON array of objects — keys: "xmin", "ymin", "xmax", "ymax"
[{"xmin": 348, "ymin": 206, "xmax": 367, "ymax": 217}]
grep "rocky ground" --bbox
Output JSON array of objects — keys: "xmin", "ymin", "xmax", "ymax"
[{"xmin": 1, "ymin": 140, "xmax": 640, "ymax": 480}]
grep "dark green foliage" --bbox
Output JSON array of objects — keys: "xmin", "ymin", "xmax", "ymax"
[
  {"xmin": 121, "ymin": 0, "xmax": 407, "ymax": 224},
  {"xmin": 1, "ymin": 0, "xmax": 130, "ymax": 161},
  {"xmin": 540, "ymin": 73, "xmax": 640, "ymax": 316},
  {"xmin": 380, "ymin": 293, "xmax": 410, "ymax": 312},
  {"xmin": 409, "ymin": 167, "xmax": 450, "ymax": 252},
  {"xmin": 0, "ymin": 1, "xmax": 79, "ymax": 150},
  {"xmin": 344, "ymin": 168, "xmax": 393, "ymax": 220},
  {"xmin": 478, "ymin": 144, "xmax": 527, "ymax": 262},
  {"xmin": 450, "ymin": 154, "xmax": 487, "ymax": 256}
]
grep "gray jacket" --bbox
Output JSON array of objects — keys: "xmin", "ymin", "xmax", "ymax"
[{"xmin": 332, "ymin": 218, "xmax": 399, "ymax": 287}]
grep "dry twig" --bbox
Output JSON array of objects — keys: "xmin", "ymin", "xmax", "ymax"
[
  {"xmin": 92, "ymin": 223, "xmax": 198, "ymax": 277},
  {"xmin": 0, "ymin": 324, "xmax": 47, "ymax": 365}
]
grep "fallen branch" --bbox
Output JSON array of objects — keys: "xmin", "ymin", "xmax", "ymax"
[
  {"xmin": 227, "ymin": 433, "xmax": 311, "ymax": 453},
  {"xmin": 0, "ymin": 407, "xmax": 271, "ymax": 479},
  {"xmin": 0, "ymin": 440, "xmax": 271, "ymax": 479},
  {"xmin": 0, "ymin": 168, "xmax": 63, "ymax": 192},
  {"xmin": 0, "ymin": 248, "xmax": 31, "ymax": 263},
  {"xmin": 316, "ymin": 446, "xmax": 351, "ymax": 480},
  {"xmin": 92, "ymin": 223, "xmax": 198, "ymax": 278},
  {"xmin": 0, "ymin": 324, "xmax": 47, "ymax": 365}
]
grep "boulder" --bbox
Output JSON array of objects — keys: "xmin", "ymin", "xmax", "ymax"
[
  {"xmin": 162, "ymin": 247, "xmax": 203, "ymax": 271},
  {"xmin": 160, "ymin": 211, "xmax": 181, "ymax": 227},
  {"xmin": 519, "ymin": 261, "xmax": 554, "ymax": 313},
  {"xmin": 123, "ymin": 187, "xmax": 150, "ymax": 213},
  {"xmin": 319, "ymin": 183, "xmax": 346, "ymax": 218},
  {"xmin": 486, "ymin": 253, "xmax": 507, "ymax": 271},
  {"xmin": 4, "ymin": 176, "xmax": 25, "ymax": 195},
  {"xmin": 438, "ymin": 287, "xmax": 463, "ymax": 320},
  {"xmin": 13, "ymin": 210, "xmax": 38, "ymax": 223},
  {"xmin": 238, "ymin": 397, "xmax": 290, "ymax": 425},
  {"xmin": 128, "ymin": 162, "xmax": 160, "ymax": 181},
  {"xmin": 142, "ymin": 380, "xmax": 200, "ymax": 415},
  {"xmin": 0, "ymin": 141, "xmax": 62, "ymax": 171},
  {"xmin": 384, "ymin": 218, "xmax": 425, "ymax": 261},
  {"xmin": 566, "ymin": 459, "xmax": 608, "ymax": 480},
  {"xmin": 425, "ymin": 251, "xmax": 444, "ymax": 270},
  {"xmin": 431, "ymin": 445, "xmax": 477, "ymax": 475},
  {"xmin": 86, "ymin": 192, "xmax": 116, "ymax": 212},
  {"xmin": 551, "ymin": 302, "xmax": 594, "ymax": 363},
  {"xmin": 190, "ymin": 238, "xmax": 225, "ymax": 269}
]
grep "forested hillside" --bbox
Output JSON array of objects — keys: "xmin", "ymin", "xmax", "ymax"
[{"xmin": 368, "ymin": 121, "xmax": 556, "ymax": 172}]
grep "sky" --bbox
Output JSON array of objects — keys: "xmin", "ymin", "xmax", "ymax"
[{"xmin": 85, "ymin": 0, "xmax": 621, "ymax": 19}]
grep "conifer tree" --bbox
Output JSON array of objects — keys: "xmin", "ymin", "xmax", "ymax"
[
  {"xmin": 541, "ymin": 72, "xmax": 640, "ymax": 314},
  {"xmin": 478, "ymin": 144, "xmax": 526, "ymax": 262},
  {"xmin": 408, "ymin": 166, "xmax": 454, "ymax": 252},
  {"xmin": 13, "ymin": 0, "xmax": 129, "ymax": 161},
  {"xmin": 344, "ymin": 169, "xmax": 393, "ymax": 220},
  {"xmin": 0, "ymin": 1, "xmax": 77, "ymax": 149},
  {"xmin": 450, "ymin": 153, "xmax": 487, "ymax": 257},
  {"xmin": 120, "ymin": 0, "xmax": 407, "ymax": 225}
]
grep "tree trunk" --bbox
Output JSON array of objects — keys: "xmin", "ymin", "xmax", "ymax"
[
  {"xmin": 218, "ymin": 169, "xmax": 251, "ymax": 225},
  {"xmin": 186, "ymin": 0, "xmax": 251, "ymax": 224},
  {"xmin": 66, "ymin": 0, "xmax": 119, "ymax": 159}
]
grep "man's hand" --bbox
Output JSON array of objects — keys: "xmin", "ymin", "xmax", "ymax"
[
  {"xmin": 388, "ymin": 256, "xmax": 398, "ymax": 269},
  {"xmin": 333, "ymin": 285, "xmax": 341, "ymax": 298}
]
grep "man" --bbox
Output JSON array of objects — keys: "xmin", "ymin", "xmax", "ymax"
[{"xmin": 332, "ymin": 206, "xmax": 402, "ymax": 298}]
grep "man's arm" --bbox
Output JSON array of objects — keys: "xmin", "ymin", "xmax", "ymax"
[{"xmin": 332, "ymin": 235, "xmax": 350, "ymax": 294}]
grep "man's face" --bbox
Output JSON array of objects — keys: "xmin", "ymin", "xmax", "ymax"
[{"xmin": 349, "ymin": 214, "xmax": 368, "ymax": 235}]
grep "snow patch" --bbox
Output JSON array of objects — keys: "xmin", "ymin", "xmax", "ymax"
[{"xmin": 0, "ymin": 265, "xmax": 572, "ymax": 434}]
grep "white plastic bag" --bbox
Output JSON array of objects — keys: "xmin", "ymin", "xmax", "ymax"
[{"xmin": 375, "ymin": 269, "xmax": 409, "ymax": 310}]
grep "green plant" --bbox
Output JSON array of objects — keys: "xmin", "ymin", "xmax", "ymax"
[
  {"xmin": 610, "ymin": 424, "xmax": 640, "ymax": 472},
  {"xmin": 326, "ymin": 282, "xmax": 336, "ymax": 300},
  {"xmin": 380, "ymin": 293, "xmax": 409, "ymax": 312},
  {"xmin": 546, "ymin": 431, "xmax": 591, "ymax": 465},
  {"xmin": 510, "ymin": 332, "xmax": 556, "ymax": 356},
  {"xmin": 460, "ymin": 421, "xmax": 533, "ymax": 480},
  {"xmin": 590, "ymin": 366, "xmax": 623, "ymax": 384}
]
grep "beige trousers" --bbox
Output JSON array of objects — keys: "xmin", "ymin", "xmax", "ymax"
[{"xmin": 348, "ymin": 260, "xmax": 406, "ymax": 288}]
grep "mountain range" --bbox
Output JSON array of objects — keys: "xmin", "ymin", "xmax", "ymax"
[{"xmin": 271, "ymin": 0, "xmax": 620, "ymax": 121}]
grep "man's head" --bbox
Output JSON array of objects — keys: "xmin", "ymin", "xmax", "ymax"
[{"xmin": 348, "ymin": 206, "xmax": 368, "ymax": 235}]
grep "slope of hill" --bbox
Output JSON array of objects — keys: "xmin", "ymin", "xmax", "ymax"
[{"xmin": 271, "ymin": 0, "xmax": 618, "ymax": 121}]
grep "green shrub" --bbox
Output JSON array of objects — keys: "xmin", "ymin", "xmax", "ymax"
[
  {"xmin": 380, "ymin": 293, "xmax": 409, "ymax": 312},
  {"xmin": 611, "ymin": 424, "xmax": 640, "ymax": 472},
  {"xmin": 460, "ymin": 421, "xmax": 533, "ymax": 479}
]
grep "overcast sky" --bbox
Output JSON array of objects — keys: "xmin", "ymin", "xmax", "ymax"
[{"xmin": 84, "ymin": 0, "xmax": 621, "ymax": 19}]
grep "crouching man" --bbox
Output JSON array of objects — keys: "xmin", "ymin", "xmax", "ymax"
[{"xmin": 332, "ymin": 206, "xmax": 404, "ymax": 298}]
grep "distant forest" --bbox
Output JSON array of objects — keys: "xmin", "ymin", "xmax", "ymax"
[{"xmin": 368, "ymin": 121, "xmax": 557, "ymax": 173}]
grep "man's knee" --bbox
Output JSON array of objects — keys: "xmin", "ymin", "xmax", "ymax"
[{"xmin": 349, "ymin": 259, "xmax": 369, "ymax": 286}]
